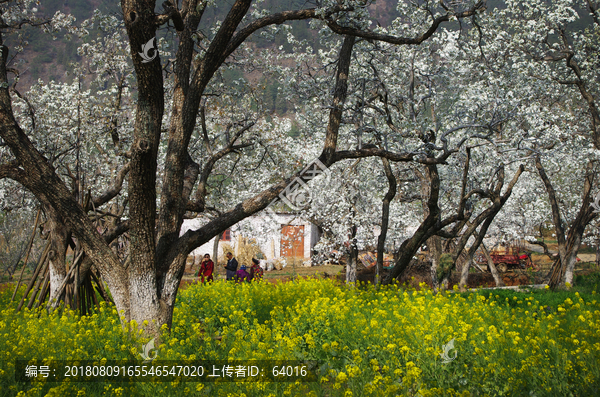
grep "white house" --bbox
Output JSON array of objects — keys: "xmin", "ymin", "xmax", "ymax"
[{"xmin": 181, "ymin": 212, "xmax": 320, "ymax": 263}]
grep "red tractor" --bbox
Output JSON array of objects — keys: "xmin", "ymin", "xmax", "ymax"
[{"xmin": 475, "ymin": 244, "xmax": 536, "ymax": 273}]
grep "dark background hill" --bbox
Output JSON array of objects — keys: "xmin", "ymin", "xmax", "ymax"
[
  {"xmin": 7, "ymin": 0, "xmax": 117, "ymax": 88},
  {"xmin": 8, "ymin": 0, "xmax": 587, "ymax": 94},
  {"xmin": 7, "ymin": 0, "xmax": 402, "ymax": 90}
]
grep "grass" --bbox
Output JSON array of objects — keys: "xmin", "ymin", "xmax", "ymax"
[{"xmin": 465, "ymin": 268, "xmax": 600, "ymax": 310}]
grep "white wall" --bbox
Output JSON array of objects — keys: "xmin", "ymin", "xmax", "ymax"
[{"xmin": 181, "ymin": 214, "xmax": 319, "ymax": 261}]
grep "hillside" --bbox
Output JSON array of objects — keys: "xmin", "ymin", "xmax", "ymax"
[
  {"xmin": 10, "ymin": 0, "xmax": 585, "ymax": 92},
  {"xmin": 5, "ymin": 0, "xmax": 117, "ymax": 89},
  {"xmin": 6, "ymin": 0, "xmax": 401, "ymax": 90}
]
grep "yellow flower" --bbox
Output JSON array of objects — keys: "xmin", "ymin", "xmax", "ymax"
[{"xmin": 337, "ymin": 371, "xmax": 348, "ymax": 383}]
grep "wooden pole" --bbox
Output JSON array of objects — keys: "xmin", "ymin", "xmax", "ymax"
[
  {"xmin": 50, "ymin": 251, "xmax": 84, "ymax": 309},
  {"xmin": 17, "ymin": 252, "xmax": 49, "ymax": 312},
  {"xmin": 73, "ymin": 252, "xmax": 80, "ymax": 311},
  {"xmin": 35, "ymin": 273, "xmax": 51, "ymax": 309},
  {"xmin": 11, "ymin": 208, "xmax": 42, "ymax": 301},
  {"xmin": 27, "ymin": 264, "xmax": 49, "ymax": 310},
  {"xmin": 79, "ymin": 285, "xmax": 86, "ymax": 315},
  {"xmin": 36, "ymin": 284, "xmax": 50, "ymax": 311},
  {"xmin": 90, "ymin": 269, "xmax": 112, "ymax": 304},
  {"xmin": 84, "ymin": 277, "xmax": 96, "ymax": 311},
  {"xmin": 88, "ymin": 277, "xmax": 99, "ymax": 308},
  {"xmin": 13, "ymin": 240, "xmax": 50, "ymax": 302},
  {"xmin": 64, "ymin": 284, "xmax": 71, "ymax": 309}
]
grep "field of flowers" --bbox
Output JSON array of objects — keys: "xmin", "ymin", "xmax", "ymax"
[{"xmin": 1, "ymin": 276, "xmax": 599, "ymax": 397}]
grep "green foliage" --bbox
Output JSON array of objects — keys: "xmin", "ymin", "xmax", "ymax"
[
  {"xmin": 467, "ymin": 271, "xmax": 599, "ymax": 312},
  {"xmin": 436, "ymin": 253, "xmax": 453, "ymax": 282},
  {"xmin": 574, "ymin": 272, "xmax": 600, "ymax": 294}
]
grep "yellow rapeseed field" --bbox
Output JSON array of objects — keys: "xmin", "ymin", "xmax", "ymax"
[{"xmin": 0, "ymin": 278, "xmax": 599, "ymax": 396}]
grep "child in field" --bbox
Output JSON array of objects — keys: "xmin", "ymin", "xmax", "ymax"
[{"xmin": 235, "ymin": 265, "xmax": 251, "ymax": 283}]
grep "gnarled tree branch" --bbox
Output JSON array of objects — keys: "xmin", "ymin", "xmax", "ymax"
[
  {"xmin": 89, "ymin": 163, "xmax": 130, "ymax": 210},
  {"xmin": 325, "ymin": 1, "xmax": 485, "ymax": 45}
]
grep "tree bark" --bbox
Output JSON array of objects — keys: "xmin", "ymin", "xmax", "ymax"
[
  {"xmin": 536, "ymin": 157, "xmax": 595, "ymax": 288},
  {"xmin": 428, "ymin": 236, "xmax": 443, "ymax": 291},
  {"xmin": 384, "ymin": 162, "xmax": 441, "ymax": 284},
  {"xmin": 213, "ymin": 232, "xmax": 221, "ymax": 268},
  {"xmin": 459, "ymin": 250, "xmax": 476, "ymax": 291},
  {"xmin": 121, "ymin": 0, "xmax": 166, "ymax": 330},
  {"xmin": 375, "ymin": 158, "xmax": 396, "ymax": 285},
  {"xmin": 480, "ymin": 240, "xmax": 504, "ymax": 287},
  {"xmin": 458, "ymin": 166, "xmax": 524, "ymax": 290},
  {"xmin": 346, "ymin": 225, "xmax": 358, "ymax": 284},
  {"xmin": 415, "ymin": 161, "xmax": 444, "ymax": 292},
  {"xmin": 44, "ymin": 205, "xmax": 70, "ymax": 304}
]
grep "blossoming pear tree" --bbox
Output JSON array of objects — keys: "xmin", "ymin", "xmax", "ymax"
[
  {"xmin": 0, "ymin": 0, "xmax": 485, "ymax": 331},
  {"xmin": 477, "ymin": 0, "xmax": 600, "ymax": 288}
]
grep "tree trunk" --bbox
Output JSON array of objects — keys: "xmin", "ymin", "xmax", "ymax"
[
  {"xmin": 563, "ymin": 235, "xmax": 583, "ymax": 286},
  {"xmin": 459, "ymin": 250, "xmax": 475, "ymax": 291},
  {"xmin": 376, "ymin": 158, "xmax": 396, "ymax": 285},
  {"xmin": 213, "ymin": 232, "xmax": 221, "ymax": 267},
  {"xmin": 123, "ymin": 11, "xmax": 164, "ymax": 331},
  {"xmin": 346, "ymin": 225, "xmax": 358, "ymax": 284},
  {"xmin": 536, "ymin": 157, "xmax": 595, "ymax": 289},
  {"xmin": 45, "ymin": 206, "xmax": 70, "ymax": 304},
  {"xmin": 384, "ymin": 162, "xmax": 441, "ymax": 284},
  {"xmin": 385, "ymin": 146, "xmax": 476, "ymax": 285},
  {"xmin": 457, "ymin": 166, "xmax": 524, "ymax": 290},
  {"xmin": 428, "ymin": 236, "xmax": 442, "ymax": 292},
  {"xmin": 480, "ymin": 241, "xmax": 504, "ymax": 287},
  {"xmin": 346, "ymin": 254, "xmax": 357, "ymax": 284},
  {"xmin": 458, "ymin": 204, "xmax": 515, "ymax": 291}
]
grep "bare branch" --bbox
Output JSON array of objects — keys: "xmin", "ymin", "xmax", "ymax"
[
  {"xmin": 586, "ymin": 0, "xmax": 600, "ymax": 27},
  {"xmin": 188, "ymin": 122, "xmax": 256, "ymax": 213},
  {"xmin": 334, "ymin": 148, "xmax": 430, "ymax": 163},
  {"xmin": 155, "ymin": 0, "xmax": 185, "ymax": 31},
  {"xmin": 0, "ymin": 18, "xmax": 51, "ymax": 30},
  {"xmin": 325, "ymin": 1, "xmax": 485, "ymax": 45},
  {"xmin": 90, "ymin": 163, "xmax": 130, "ymax": 210},
  {"xmin": 200, "ymin": 106, "xmax": 212, "ymax": 156},
  {"xmin": 103, "ymin": 221, "xmax": 130, "ymax": 244},
  {"xmin": 0, "ymin": 160, "xmax": 24, "ymax": 181}
]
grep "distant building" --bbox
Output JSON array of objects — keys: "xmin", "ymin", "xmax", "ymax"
[{"xmin": 180, "ymin": 213, "xmax": 320, "ymax": 262}]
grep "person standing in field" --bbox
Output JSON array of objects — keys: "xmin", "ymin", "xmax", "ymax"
[
  {"xmin": 197, "ymin": 253, "xmax": 214, "ymax": 283},
  {"xmin": 224, "ymin": 252, "xmax": 238, "ymax": 281},
  {"xmin": 249, "ymin": 258, "xmax": 263, "ymax": 282},
  {"xmin": 235, "ymin": 264, "xmax": 251, "ymax": 283}
]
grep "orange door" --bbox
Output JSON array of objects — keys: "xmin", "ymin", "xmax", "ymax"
[{"xmin": 280, "ymin": 225, "xmax": 304, "ymax": 258}]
